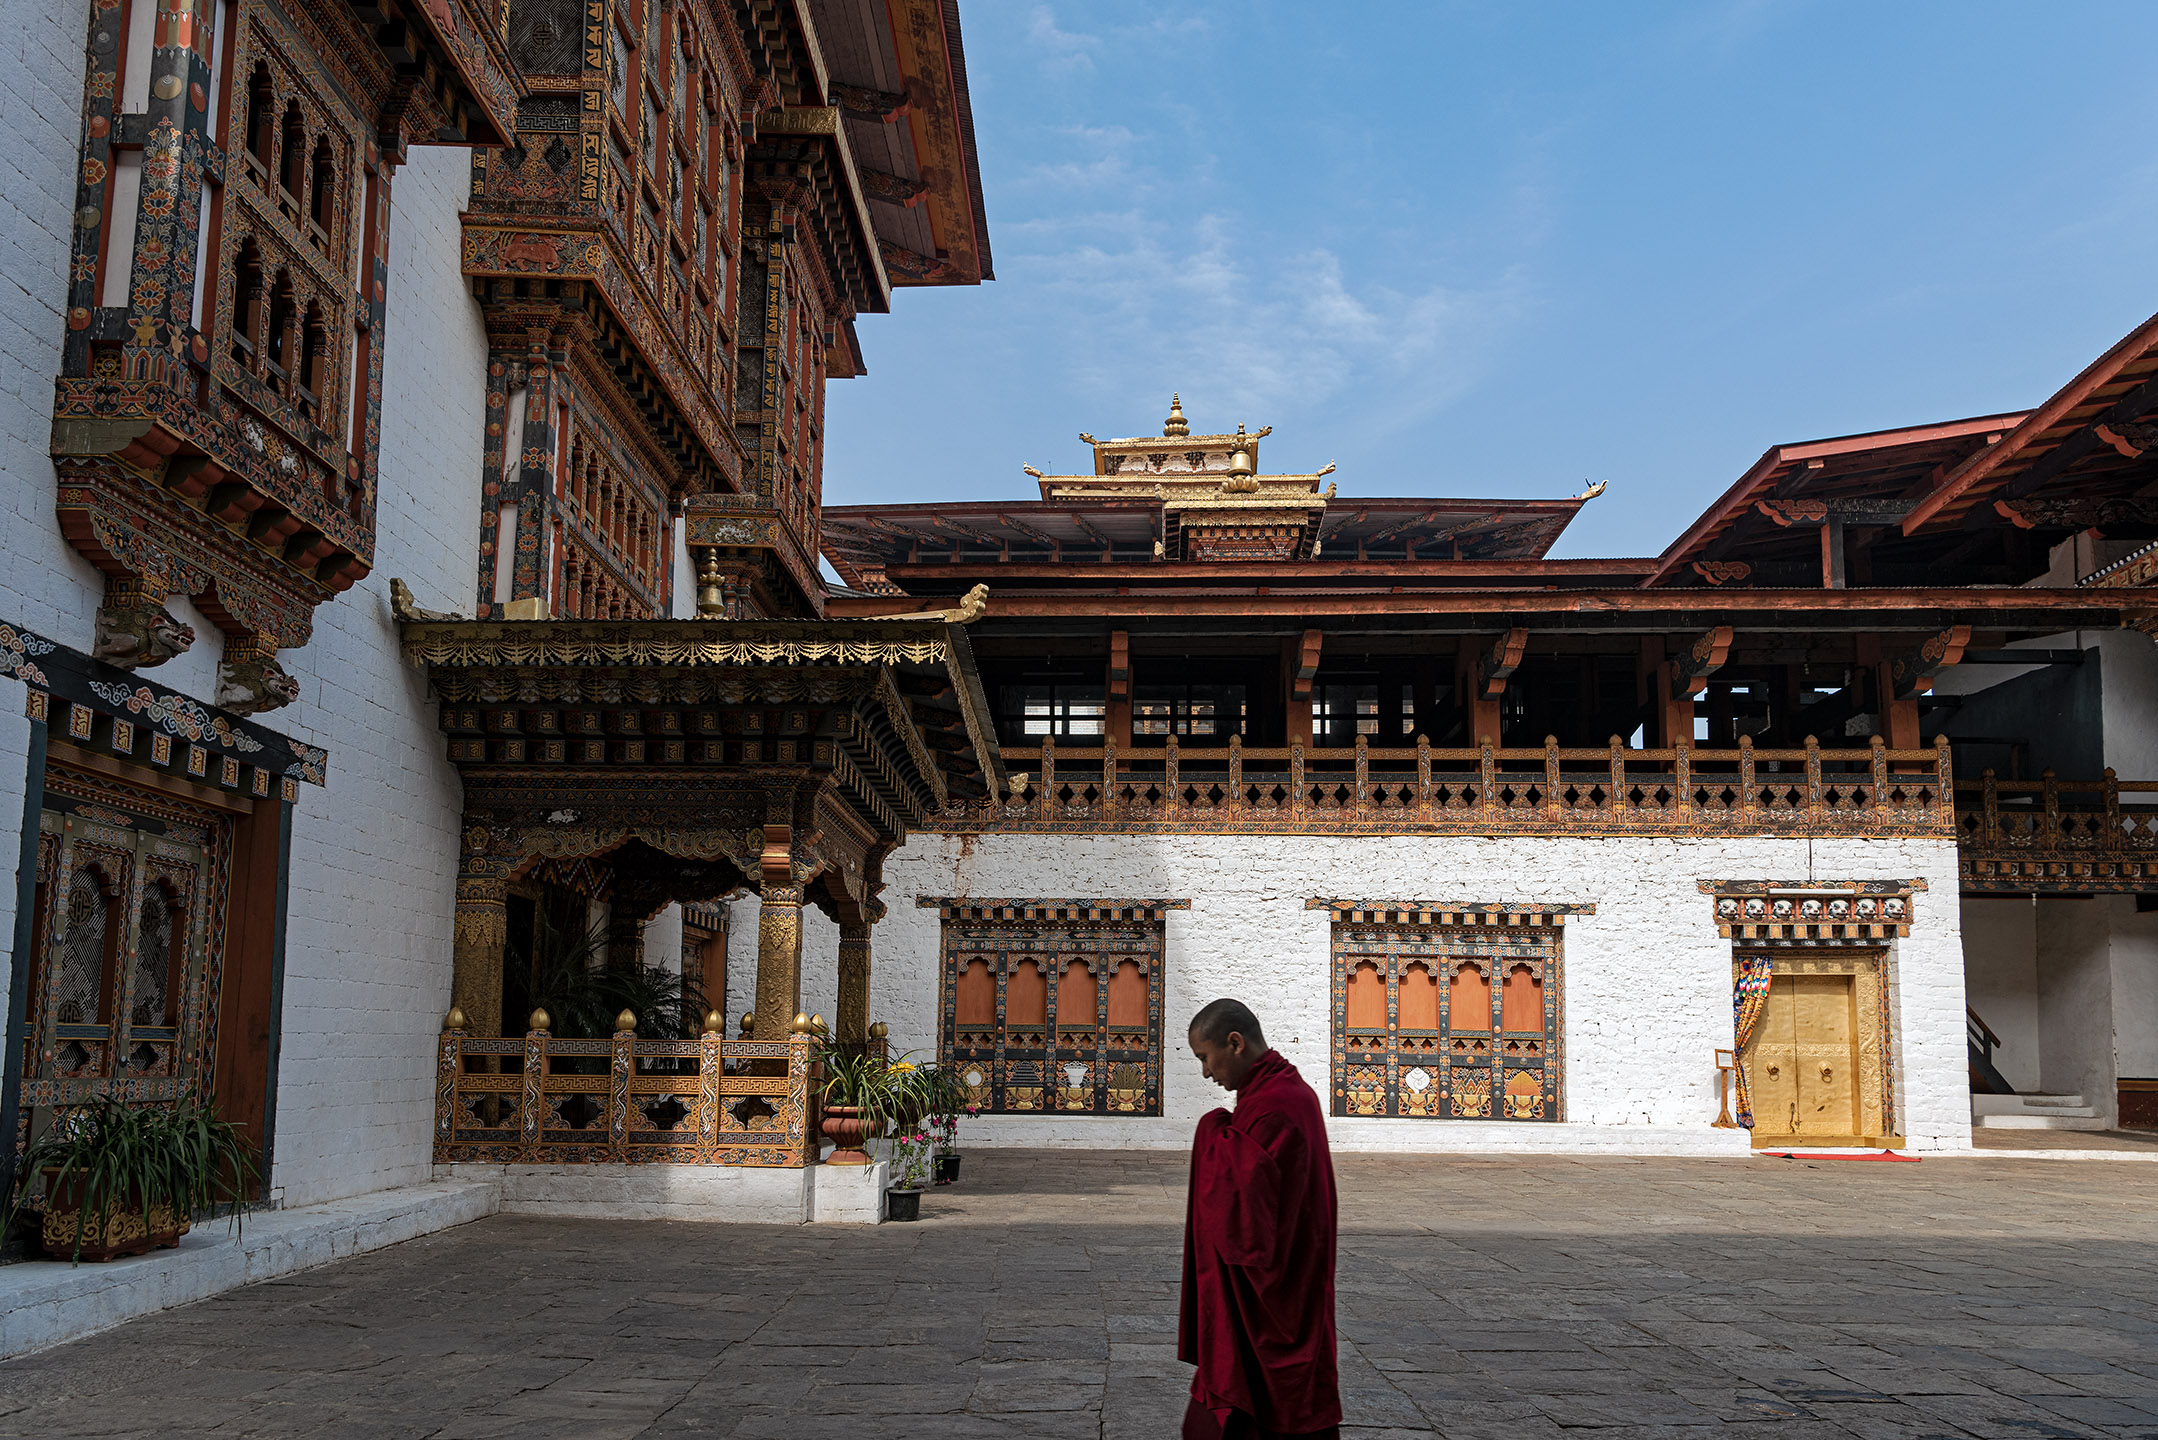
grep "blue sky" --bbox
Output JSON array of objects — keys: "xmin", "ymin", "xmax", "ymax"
[{"xmin": 820, "ymin": 1, "xmax": 2158, "ymax": 558}]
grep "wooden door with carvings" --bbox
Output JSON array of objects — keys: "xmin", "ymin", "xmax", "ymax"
[
  {"xmin": 17, "ymin": 766, "xmax": 227, "ymax": 1150},
  {"xmin": 1739, "ymin": 950, "xmax": 1887, "ymax": 1146}
]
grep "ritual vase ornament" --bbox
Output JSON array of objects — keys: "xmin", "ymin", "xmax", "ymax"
[
  {"xmin": 885, "ymin": 1187, "xmax": 922, "ymax": 1222},
  {"xmin": 934, "ymin": 1154, "xmax": 961, "ymax": 1185},
  {"xmin": 820, "ymin": 1105, "xmax": 879, "ymax": 1164}
]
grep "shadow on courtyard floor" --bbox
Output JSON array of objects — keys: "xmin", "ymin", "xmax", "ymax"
[{"xmin": 3, "ymin": 1151, "xmax": 2157, "ymax": 1439}]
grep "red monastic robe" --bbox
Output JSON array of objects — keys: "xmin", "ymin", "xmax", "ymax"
[{"xmin": 1179, "ymin": 1048, "xmax": 1341, "ymax": 1439}]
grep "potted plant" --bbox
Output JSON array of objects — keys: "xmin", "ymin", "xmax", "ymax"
[
  {"xmin": 885, "ymin": 1124, "xmax": 934, "ymax": 1221},
  {"xmin": 8, "ymin": 1093, "xmax": 259, "ymax": 1263},
  {"xmin": 813, "ymin": 1042, "xmax": 906, "ymax": 1165},
  {"xmin": 921, "ymin": 1066, "xmax": 971, "ymax": 1185}
]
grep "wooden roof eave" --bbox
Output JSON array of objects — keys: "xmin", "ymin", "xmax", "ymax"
[
  {"xmin": 396, "ymin": 615, "xmax": 994, "ymax": 802},
  {"xmin": 819, "ymin": 586, "xmax": 2158, "ymax": 629},
  {"xmin": 1903, "ymin": 313, "xmax": 2158, "ymax": 535},
  {"xmin": 402, "ymin": 0, "xmax": 528, "ymax": 148},
  {"xmin": 758, "ymin": 106, "xmax": 893, "ymax": 313},
  {"xmin": 1647, "ymin": 414, "xmax": 2029, "ymax": 586}
]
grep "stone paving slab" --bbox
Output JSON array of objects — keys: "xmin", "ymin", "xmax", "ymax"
[{"xmin": 3, "ymin": 1151, "xmax": 2158, "ymax": 1438}]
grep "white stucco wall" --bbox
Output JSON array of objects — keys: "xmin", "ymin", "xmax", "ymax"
[
  {"xmin": 0, "ymin": 0, "xmax": 99, "ymax": 1021},
  {"xmin": 2098, "ymin": 630, "xmax": 2158, "ymax": 782},
  {"xmin": 716, "ymin": 833, "xmax": 1968, "ymax": 1154},
  {"xmin": 1961, "ymin": 896, "xmax": 2041, "ymax": 1092},
  {"xmin": 2036, "ymin": 898, "xmax": 2119, "ymax": 1124},
  {"xmin": 257, "ymin": 146, "xmax": 483, "ymax": 1207}
]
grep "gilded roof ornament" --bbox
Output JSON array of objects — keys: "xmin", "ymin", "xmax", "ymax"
[
  {"xmin": 1163, "ymin": 394, "xmax": 1189, "ymax": 438},
  {"xmin": 1576, "ymin": 480, "xmax": 1608, "ymax": 500}
]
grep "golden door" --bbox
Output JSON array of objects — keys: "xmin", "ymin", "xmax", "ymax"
[{"xmin": 1746, "ymin": 973, "xmax": 1859, "ymax": 1141}]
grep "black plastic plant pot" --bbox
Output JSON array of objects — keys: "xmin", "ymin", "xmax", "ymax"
[
  {"xmin": 935, "ymin": 1154, "xmax": 961, "ymax": 1185},
  {"xmin": 886, "ymin": 1187, "xmax": 922, "ymax": 1222}
]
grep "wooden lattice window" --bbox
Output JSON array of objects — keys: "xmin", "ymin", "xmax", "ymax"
[
  {"xmin": 926, "ymin": 898, "xmax": 1187, "ymax": 1118},
  {"xmin": 1317, "ymin": 901, "xmax": 1585, "ymax": 1122}
]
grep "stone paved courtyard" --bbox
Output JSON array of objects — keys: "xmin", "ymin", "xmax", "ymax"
[{"xmin": 4, "ymin": 1150, "xmax": 2158, "ymax": 1439}]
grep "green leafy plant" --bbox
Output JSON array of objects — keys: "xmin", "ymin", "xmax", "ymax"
[
  {"xmin": 813, "ymin": 1043, "xmax": 913, "ymax": 1138},
  {"xmin": 525, "ymin": 915, "xmax": 708, "ymax": 1040},
  {"xmin": 7, "ymin": 1093, "xmax": 260, "ymax": 1263}
]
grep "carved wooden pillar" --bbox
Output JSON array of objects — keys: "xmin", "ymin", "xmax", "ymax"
[
  {"xmin": 752, "ymin": 822, "xmax": 803, "ymax": 1040},
  {"xmin": 836, "ymin": 920, "xmax": 871, "ymax": 1044},
  {"xmin": 452, "ymin": 839, "xmax": 515, "ymax": 1041}
]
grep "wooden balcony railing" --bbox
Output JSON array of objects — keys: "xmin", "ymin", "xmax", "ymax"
[
  {"xmin": 1957, "ymin": 769, "xmax": 2158, "ymax": 891},
  {"xmin": 434, "ymin": 1025, "xmax": 815, "ymax": 1167},
  {"xmin": 936, "ymin": 733, "xmax": 1956, "ymax": 838}
]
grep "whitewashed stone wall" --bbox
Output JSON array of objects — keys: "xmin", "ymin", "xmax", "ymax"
[
  {"xmin": 0, "ymin": 0, "xmax": 101, "ymax": 1021},
  {"xmin": 263, "ymin": 148, "xmax": 483, "ymax": 1207},
  {"xmin": 1962, "ymin": 896, "xmax": 2041, "ymax": 1093},
  {"xmin": 0, "ymin": 98, "xmax": 482, "ymax": 1208},
  {"xmin": 808, "ymin": 832, "xmax": 1970, "ymax": 1155}
]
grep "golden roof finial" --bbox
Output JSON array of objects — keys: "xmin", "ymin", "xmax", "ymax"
[{"xmin": 1164, "ymin": 393, "xmax": 1189, "ymax": 438}]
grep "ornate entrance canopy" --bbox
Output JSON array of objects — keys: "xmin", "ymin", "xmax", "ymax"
[{"xmin": 399, "ymin": 614, "xmax": 1003, "ymax": 1044}]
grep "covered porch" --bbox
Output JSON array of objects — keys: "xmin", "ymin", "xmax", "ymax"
[{"xmin": 399, "ymin": 614, "xmax": 1002, "ymax": 1217}]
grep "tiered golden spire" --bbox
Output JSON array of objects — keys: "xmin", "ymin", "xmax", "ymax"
[{"xmin": 1163, "ymin": 394, "xmax": 1189, "ymax": 438}]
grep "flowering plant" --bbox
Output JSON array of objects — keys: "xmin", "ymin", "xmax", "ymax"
[{"xmin": 889, "ymin": 1127, "xmax": 935, "ymax": 1191}]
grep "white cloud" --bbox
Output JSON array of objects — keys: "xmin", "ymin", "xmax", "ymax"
[
  {"xmin": 1026, "ymin": 5, "xmax": 1099, "ymax": 76},
  {"xmin": 1007, "ymin": 209, "xmax": 1534, "ymax": 443}
]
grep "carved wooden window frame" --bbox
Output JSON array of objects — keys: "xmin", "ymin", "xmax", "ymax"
[
  {"xmin": 924, "ymin": 898, "xmax": 1187, "ymax": 1118},
  {"xmin": 1315, "ymin": 901, "xmax": 1590, "ymax": 1122}
]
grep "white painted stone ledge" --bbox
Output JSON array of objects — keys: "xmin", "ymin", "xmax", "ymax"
[
  {"xmin": 435, "ymin": 1160, "xmax": 891, "ymax": 1225},
  {"xmin": 0, "ymin": 1178, "xmax": 501, "ymax": 1360}
]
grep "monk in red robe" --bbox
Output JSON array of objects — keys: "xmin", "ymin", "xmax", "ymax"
[{"xmin": 1179, "ymin": 998, "xmax": 1341, "ymax": 1440}]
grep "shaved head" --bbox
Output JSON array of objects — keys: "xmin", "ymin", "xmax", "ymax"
[{"xmin": 1189, "ymin": 998, "xmax": 1265, "ymax": 1051}]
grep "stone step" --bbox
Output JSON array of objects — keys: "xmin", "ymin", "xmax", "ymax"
[
  {"xmin": 1971, "ymin": 1093, "xmax": 2090, "ymax": 1116},
  {"xmin": 1974, "ymin": 1113, "xmax": 2109, "ymax": 1130}
]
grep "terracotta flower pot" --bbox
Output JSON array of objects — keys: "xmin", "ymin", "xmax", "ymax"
[{"xmin": 820, "ymin": 1105, "xmax": 881, "ymax": 1165}]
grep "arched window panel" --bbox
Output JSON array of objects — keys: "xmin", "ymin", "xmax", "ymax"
[
  {"xmin": 1448, "ymin": 962, "xmax": 1491, "ymax": 1033},
  {"xmin": 1053, "ymin": 959, "xmax": 1096, "ymax": 1034},
  {"xmin": 230, "ymin": 238, "xmax": 264, "ymax": 369},
  {"xmin": 953, "ymin": 958, "xmax": 994, "ymax": 1030},
  {"xmin": 1344, "ymin": 959, "xmax": 1386, "ymax": 1031},
  {"xmin": 1004, "ymin": 959, "xmax": 1046, "ymax": 1034},
  {"xmin": 1501, "ymin": 963, "xmax": 1544, "ymax": 1034},
  {"xmin": 1105, "ymin": 960, "xmax": 1147, "ymax": 1032},
  {"xmin": 131, "ymin": 880, "xmax": 178, "ymax": 1028},
  {"xmin": 245, "ymin": 63, "xmax": 274, "ymax": 181},
  {"xmin": 278, "ymin": 100, "xmax": 306, "ymax": 204},
  {"xmin": 1398, "ymin": 961, "xmax": 1441, "ymax": 1031},
  {"xmin": 55, "ymin": 866, "xmax": 116, "ymax": 1027},
  {"xmin": 308, "ymin": 135, "xmax": 336, "ymax": 243}
]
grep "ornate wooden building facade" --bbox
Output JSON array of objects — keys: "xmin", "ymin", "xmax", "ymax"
[
  {"xmin": 4, "ymin": 0, "xmax": 996, "ymax": 1215},
  {"xmin": 824, "ymin": 340, "xmax": 2158, "ymax": 1152}
]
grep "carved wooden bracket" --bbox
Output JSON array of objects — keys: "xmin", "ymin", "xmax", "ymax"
[
  {"xmin": 1672, "ymin": 625, "xmax": 1734, "ymax": 700},
  {"xmin": 1108, "ymin": 629, "xmax": 1130, "ymax": 700},
  {"xmin": 1292, "ymin": 629, "xmax": 1323, "ymax": 702},
  {"xmin": 1472, "ymin": 628, "xmax": 1528, "ymax": 700},
  {"xmin": 1888, "ymin": 625, "xmax": 1971, "ymax": 698}
]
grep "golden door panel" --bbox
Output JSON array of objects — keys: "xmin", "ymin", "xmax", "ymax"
[{"xmin": 1739, "ymin": 949, "xmax": 1895, "ymax": 1147}]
